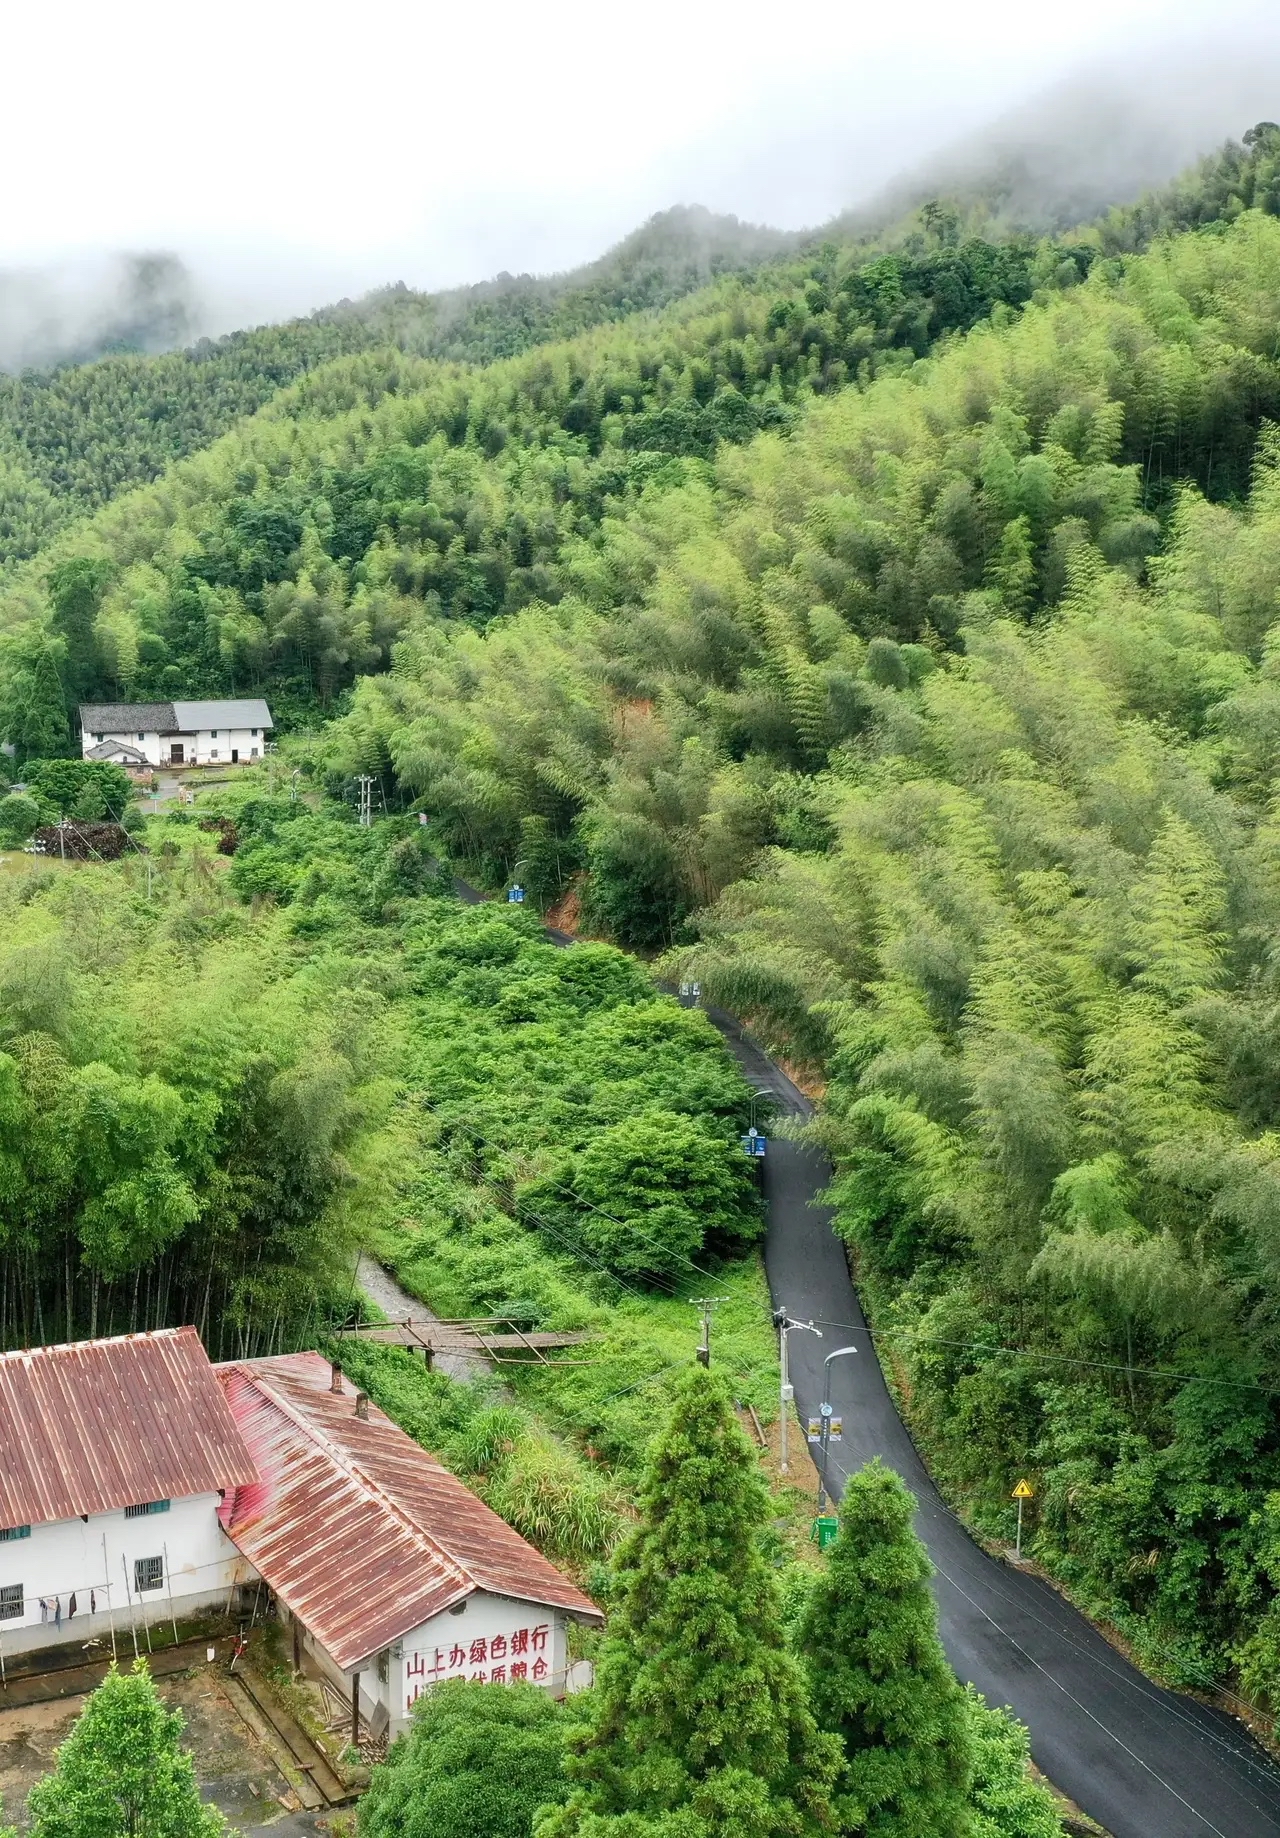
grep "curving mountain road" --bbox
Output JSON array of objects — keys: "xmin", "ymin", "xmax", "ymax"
[
  {"xmin": 454, "ymin": 880, "xmax": 1280, "ymax": 1834},
  {"xmin": 712, "ymin": 1007, "xmax": 1280, "ymax": 1838}
]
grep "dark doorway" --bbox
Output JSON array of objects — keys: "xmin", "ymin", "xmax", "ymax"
[
  {"xmin": 231, "ymin": 749, "xmax": 239, "ymax": 764},
  {"xmin": 170, "ymin": 742, "xmax": 184, "ymax": 764}
]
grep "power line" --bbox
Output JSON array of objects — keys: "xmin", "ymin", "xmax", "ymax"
[
  {"xmin": 691, "ymin": 1296, "xmax": 729, "ymax": 1367},
  {"xmin": 813, "ymin": 1320, "xmax": 1280, "ymax": 1399}
]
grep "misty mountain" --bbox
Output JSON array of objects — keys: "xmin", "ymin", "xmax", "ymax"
[
  {"xmin": 827, "ymin": 47, "xmax": 1280, "ymax": 244},
  {"xmin": 0, "ymin": 253, "xmax": 197, "ymax": 374},
  {"xmin": 2, "ymin": 115, "xmax": 1279, "ymax": 573}
]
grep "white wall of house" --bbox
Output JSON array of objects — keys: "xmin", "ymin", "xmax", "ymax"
[
  {"xmin": 82, "ymin": 729, "xmax": 165, "ymax": 767},
  {"xmin": 80, "ymin": 727, "xmax": 267, "ymax": 767},
  {"xmin": 185, "ymin": 726, "xmax": 265, "ymax": 766},
  {"xmin": 0, "ymin": 1493, "xmax": 247, "ymax": 1658},
  {"xmin": 395, "ymin": 1593, "xmax": 570, "ymax": 1734},
  {"xmin": 283, "ymin": 1591, "xmax": 573, "ymax": 1740}
]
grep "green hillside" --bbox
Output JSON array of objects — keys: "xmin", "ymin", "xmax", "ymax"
[
  {"xmin": 5, "ymin": 123, "xmax": 1280, "ymax": 1720},
  {"xmin": 0, "ymin": 207, "xmax": 794, "ymax": 569},
  {"xmin": 6, "ymin": 118, "xmax": 1278, "ymax": 581},
  {"xmin": 327, "ymin": 188, "xmax": 1280, "ymax": 1696},
  {"xmin": 0, "ymin": 226, "xmax": 1079, "ymax": 730}
]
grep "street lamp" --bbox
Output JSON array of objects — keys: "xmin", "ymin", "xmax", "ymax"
[
  {"xmin": 816, "ymin": 1345, "xmax": 859, "ymax": 1512},
  {"xmin": 772, "ymin": 1309, "xmax": 821, "ymax": 1474}
]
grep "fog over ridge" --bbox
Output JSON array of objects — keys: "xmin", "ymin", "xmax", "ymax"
[{"xmin": 2, "ymin": 16, "xmax": 1279, "ymax": 373}]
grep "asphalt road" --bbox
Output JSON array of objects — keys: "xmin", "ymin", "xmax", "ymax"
[
  {"xmin": 712, "ymin": 1007, "xmax": 1280, "ymax": 1838},
  {"xmin": 453, "ymin": 882, "xmax": 1280, "ymax": 1835}
]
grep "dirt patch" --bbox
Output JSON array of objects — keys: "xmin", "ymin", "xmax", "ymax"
[
  {"xmin": 0, "ymin": 1666, "xmax": 296, "ymax": 1833},
  {"xmin": 544, "ymin": 886, "xmax": 582, "ymax": 935},
  {"xmin": 775, "ymin": 1056, "xmax": 826, "ymax": 1105},
  {"xmin": 735, "ymin": 1402, "xmax": 828, "ymax": 1567}
]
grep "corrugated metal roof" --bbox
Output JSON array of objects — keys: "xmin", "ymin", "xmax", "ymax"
[
  {"xmin": 0, "ymin": 1329, "xmax": 258, "ymax": 1531},
  {"xmin": 217, "ymin": 1353, "xmax": 602, "ymax": 1673},
  {"xmin": 171, "ymin": 700, "xmax": 272, "ymax": 731}
]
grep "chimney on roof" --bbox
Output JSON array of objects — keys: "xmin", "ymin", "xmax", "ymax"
[
  {"xmin": 355, "ymin": 1392, "xmax": 369, "ymax": 1420},
  {"xmin": 330, "ymin": 1361, "xmax": 344, "ymax": 1394}
]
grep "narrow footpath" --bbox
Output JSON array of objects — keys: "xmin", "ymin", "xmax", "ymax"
[{"xmin": 712, "ymin": 1008, "xmax": 1280, "ymax": 1838}]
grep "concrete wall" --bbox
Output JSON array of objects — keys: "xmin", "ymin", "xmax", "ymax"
[
  {"xmin": 80, "ymin": 728, "xmax": 268, "ymax": 767},
  {"xmin": 282, "ymin": 1591, "xmax": 575, "ymax": 1741},
  {"xmin": 81, "ymin": 729, "xmax": 165, "ymax": 767},
  {"xmin": 395, "ymin": 1593, "xmax": 570, "ymax": 1735},
  {"xmin": 185, "ymin": 726, "xmax": 265, "ymax": 766},
  {"xmin": 0, "ymin": 1493, "xmax": 247, "ymax": 1658}
]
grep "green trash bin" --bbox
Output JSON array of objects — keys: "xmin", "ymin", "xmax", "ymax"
[{"xmin": 811, "ymin": 1514, "xmax": 840, "ymax": 1551}]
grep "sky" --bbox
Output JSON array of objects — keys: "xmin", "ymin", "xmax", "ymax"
[{"xmin": 3, "ymin": 0, "xmax": 1280, "ymax": 342}]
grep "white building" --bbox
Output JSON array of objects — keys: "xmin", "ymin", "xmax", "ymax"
[
  {"xmin": 0, "ymin": 1334, "xmax": 602, "ymax": 1743},
  {"xmin": 0, "ymin": 1329, "xmax": 258, "ymax": 1660},
  {"xmin": 217, "ymin": 1352, "xmax": 602, "ymax": 1738},
  {"xmin": 78, "ymin": 699, "xmax": 273, "ymax": 769}
]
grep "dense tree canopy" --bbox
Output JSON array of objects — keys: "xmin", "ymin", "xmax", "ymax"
[
  {"xmin": 8, "ymin": 122, "xmax": 1280, "ymax": 1788},
  {"xmin": 358, "ymin": 1679, "xmax": 571, "ymax": 1838}
]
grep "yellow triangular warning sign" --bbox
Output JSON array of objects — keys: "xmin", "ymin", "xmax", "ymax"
[{"xmin": 1012, "ymin": 1479, "xmax": 1034, "ymax": 1500}]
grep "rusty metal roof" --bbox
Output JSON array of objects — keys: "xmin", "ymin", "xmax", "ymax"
[
  {"xmin": 217, "ymin": 1353, "xmax": 602, "ymax": 1672},
  {"xmin": 0, "ymin": 1328, "xmax": 258, "ymax": 1531}
]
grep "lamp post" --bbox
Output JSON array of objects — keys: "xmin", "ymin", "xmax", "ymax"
[
  {"xmin": 816, "ymin": 1345, "xmax": 859, "ymax": 1512},
  {"xmin": 772, "ymin": 1309, "xmax": 821, "ymax": 1475}
]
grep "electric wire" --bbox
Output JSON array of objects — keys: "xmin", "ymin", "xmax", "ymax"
[{"xmin": 811, "ymin": 1318, "xmax": 1280, "ymax": 1399}]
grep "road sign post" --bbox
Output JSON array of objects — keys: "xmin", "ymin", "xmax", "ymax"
[{"xmin": 1012, "ymin": 1479, "xmax": 1034, "ymax": 1560}]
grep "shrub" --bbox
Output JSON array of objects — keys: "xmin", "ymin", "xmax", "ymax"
[{"xmin": 359, "ymin": 1680, "xmax": 570, "ymax": 1838}]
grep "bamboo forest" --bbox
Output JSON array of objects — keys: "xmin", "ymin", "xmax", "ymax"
[{"xmin": 4, "ymin": 99, "xmax": 1280, "ymax": 1838}]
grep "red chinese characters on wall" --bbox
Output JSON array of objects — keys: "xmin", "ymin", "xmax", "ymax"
[{"xmin": 404, "ymin": 1623, "xmax": 553, "ymax": 1710}]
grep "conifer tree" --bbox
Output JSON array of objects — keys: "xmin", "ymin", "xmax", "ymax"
[
  {"xmin": 0, "ymin": 629, "xmax": 71, "ymax": 762},
  {"xmin": 796, "ymin": 1461, "xmax": 972, "ymax": 1838},
  {"xmin": 26, "ymin": 1658, "xmax": 224, "ymax": 1838},
  {"xmin": 537, "ymin": 1364, "xmax": 837, "ymax": 1838}
]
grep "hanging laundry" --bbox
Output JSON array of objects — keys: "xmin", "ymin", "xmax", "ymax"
[
  {"xmin": 90, "ymin": 1589, "xmax": 96, "ymax": 1614},
  {"xmin": 54, "ymin": 1597, "xmax": 61, "ymax": 1630},
  {"xmin": 68, "ymin": 1593, "xmax": 77, "ymax": 1619},
  {"xmin": 39, "ymin": 1598, "xmax": 48, "ymax": 1623}
]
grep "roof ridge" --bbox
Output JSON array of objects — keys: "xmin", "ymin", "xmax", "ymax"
[
  {"xmin": 228, "ymin": 1364, "xmax": 475, "ymax": 1598},
  {"xmin": 0, "ymin": 1325, "xmax": 187, "ymax": 1368}
]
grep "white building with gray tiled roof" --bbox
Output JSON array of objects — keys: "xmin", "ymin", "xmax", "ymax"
[{"xmin": 79, "ymin": 699, "xmax": 273, "ymax": 769}]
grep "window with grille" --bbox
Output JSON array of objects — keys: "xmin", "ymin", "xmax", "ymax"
[
  {"xmin": 0, "ymin": 1525, "xmax": 30, "ymax": 1541},
  {"xmin": 134, "ymin": 1556, "xmax": 164, "ymax": 1594},
  {"xmin": 377, "ymin": 1649, "xmax": 389, "ymax": 1684},
  {"xmin": 0, "ymin": 1585, "xmax": 22, "ymax": 1621},
  {"xmin": 125, "ymin": 1500, "xmax": 169, "ymax": 1519}
]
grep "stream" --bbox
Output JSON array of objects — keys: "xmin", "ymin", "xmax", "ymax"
[{"xmin": 354, "ymin": 1254, "xmax": 492, "ymax": 1383}]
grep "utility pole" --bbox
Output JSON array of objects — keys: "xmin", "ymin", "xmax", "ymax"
[
  {"xmin": 772, "ymin": 1309, "xmax": 821, "ymax": 1474},
  {"xmin": 692, "ymin": 1297, "xmax": 728, "ymax": 1367},
  {"xmin": 816, "ymin": 1345, "xmax": 859, "ymax": 1512},
  {"xmin": 356, "ymin": 775, "xmax": 375, "ymax": 827}
]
